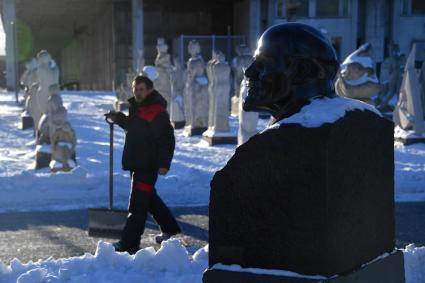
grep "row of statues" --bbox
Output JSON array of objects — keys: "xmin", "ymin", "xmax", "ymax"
[
  {"xmin": 115, "ymin": 38, "xmax": 257, "ymax": 145},
  {"xmin": 114, "ymin": 36, "xmax": 424, "ymax": 145},
  {"xmin": 20, "ymin": 50, "xmax": 77, "ymax": 172}
]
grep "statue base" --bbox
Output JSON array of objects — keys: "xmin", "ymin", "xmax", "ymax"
[
  {"xmin": 203, "ymin": 250, "xmax": 405, "ymax": 283},
  {"xmin": 394, "ymin": 126, "xmax": 425, "ymax": 145},
  {"xmin": 21, "ymin": 115, "xmax": 34, "ymax": 130},
  {"xmin": 114, "ymin": 100, "xmax": 129, "ymax": 112},
  {"xmin": 35, "ymin": 150, "xmax": 51, "ymax": 170},
  {"xmin": 202, "ymin": 130, "xmax": 237, "ymax": 146},
  {"xmin": 231, "ymin": 96, "xmax": 239, "ymax": 117},
  {"xmin": 183, "ymin": 126, "xmax": 207, "ymax": 137},
  {"xmin": 395, "ymin": 136, "xmax": 425, "ymax": 145},
  {"xmin": 172, "ymin": 121, "xmax": 186, "ymax": 129}
]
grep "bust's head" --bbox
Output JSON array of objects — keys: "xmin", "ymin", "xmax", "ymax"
[{"xmin": 243, "ymin": 23, "xmax": 339, "ymax": 119}]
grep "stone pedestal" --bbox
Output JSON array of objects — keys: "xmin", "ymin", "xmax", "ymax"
[
  {"xmin": 202, "ymin": 130, "xmax": 237, "ymax": 146},
  {"xmin": 172, "ymin": 121, "xmax": 185, "ymax": 129},
  {"xmin": 203, "ymin": 250, "xmax": 405, "ymax": 283},
  {"xmin": 209, "ymin": 110, "xmax": 394, "ymax": 277},
  {"xmin": 394, "ymin": 126, "xmax": 425, "ymax": 145},
  {"xmin": 21, "ymin": 112, "xmax": 33, "ymax": 130},
  {"xmin": 183, "ymin": 125, "xmax": 207, "ymax": 137},
  {"xmin": 35, "ymin": 145, "xmax": 51, "ymax": 170}
]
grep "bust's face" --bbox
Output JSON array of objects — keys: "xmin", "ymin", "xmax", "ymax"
[{"xmin": 243, "ymin": 36, "xmax": 290, "ymax": 113}]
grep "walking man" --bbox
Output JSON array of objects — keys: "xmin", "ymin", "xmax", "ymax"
[{"xmin": 105, "ymin": 75, "xmax": 181, "ymax": 254}]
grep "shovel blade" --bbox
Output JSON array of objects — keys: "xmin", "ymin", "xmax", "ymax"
[{"xmin": 88, "ymin": 208, "xmax": 128, "ymax": 238}]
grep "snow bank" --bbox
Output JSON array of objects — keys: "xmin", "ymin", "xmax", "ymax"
[
  {"xmin": 0, "ymin": 240, "xmax": 208, "ymax": 283},
  {"xmin": 1, "ymin": 242, "xmax": 424, "ymax": 283}
]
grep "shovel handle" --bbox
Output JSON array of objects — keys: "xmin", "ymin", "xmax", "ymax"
[{"xmin": 108, "ymin": 120, "xmax": 114, "ymax": 210}]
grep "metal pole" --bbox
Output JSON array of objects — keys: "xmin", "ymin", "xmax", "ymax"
[
  {"xmin": 212, "ymin": 34, "xmax": 215, "ymax": 58},
  {"xmin": 180, "ymin": 35, "xmax": 184, "ymax": 66},
  {"xmin": 109, "ymin": 122, "xmax": 114, "ymax": 210},
  {"xmin": 12, "ymin": 20, "xmax": 18, "ymax": 104},
  {"xmin": 227, "ymin": 25, "xmax": 231, "ymax": 62}
]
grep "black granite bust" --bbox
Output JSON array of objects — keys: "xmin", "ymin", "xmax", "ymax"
[{"xmin": 206, "ymin": 23, "xmax": 399, "ymax": 280}]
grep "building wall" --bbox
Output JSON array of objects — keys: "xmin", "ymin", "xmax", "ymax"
[
  {"xmin": 393, "ymin": 0, "xmax": 425, "ymax": 60},
  {"xmin": 269, "ymin": 0, "xmax": 358, "ymax": 61},
  {"xmin": 60, "ymin": 4, "xmax": 115, "ymax": 90}
]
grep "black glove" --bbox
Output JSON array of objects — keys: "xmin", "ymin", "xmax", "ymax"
[{"xmin": 105, "ymin": 111, "xmax": 121, "ymax": 124}]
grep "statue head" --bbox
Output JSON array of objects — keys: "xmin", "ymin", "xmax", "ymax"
[
  {"xmin": 236, "ymin": 44, "xmax": 251, "ymax": 57},
  {"xmin": 157, "ymin": 37, "xmax": 168, "ymax": 54},
  {"xmin": 243, "ymin": 23, "xmax": 339, "ymax": 119},
  {"xmin": 36, "ymin": 50, "xmax": 52, "ymax": 65},
  {"xmin": 188, "ymin": 40, "xmax": 201, "ymax": 58},
  {"xmin": 215, "ymin": 50, "xmax": 226, "ymax": 63}
]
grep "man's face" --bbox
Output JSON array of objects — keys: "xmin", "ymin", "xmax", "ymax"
[{"xmin": 133, "ymin": 82, "xmax": 153, "ymax": 103}]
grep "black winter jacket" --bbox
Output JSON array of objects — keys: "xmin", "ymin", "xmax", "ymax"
[{"xmin": 115, "ymin": 91, "xmax": 175, "ymax": 171}]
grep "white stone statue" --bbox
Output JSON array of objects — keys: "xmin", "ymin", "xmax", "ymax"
[
  {"xmin": 394, "ymin": 44, "xmax": 425, "ymax": 136},
  {"xmin": 419, "ymin": 50, "xmax": 425, "ymax": 119},
  {"xmin": 169, "ymin": 58, "xmax": 186, "ymax": 128},
  {"xmin": 183, "ymin": 40, "xmax": 209, "ymax": 136},
  {"xmin": 154, "ymin": 38, "xmax": 173, "ymax": 110},
  {"xmin": 38, "ymin": 84, "xmax": 77, "ymax": 171},
  {"xmin": 205, "ymin": 50, "xmax": 231, "ymax": 134},
  {"xmin": 32, "ymin": 50, "xmax": 59, "ymax": 138},
  {"xmin": 376, "ymin": 44, "xmax": 404, "ymax": 111},
  {"xmin": 21, "ymin": 58, "xmax": 38, "ymax": 128},
  {"xmin": 115, "ymin": 68, "xmax": 135, "ymax": 111},
  {"xmin": 335, "ymin": 43, "xmax": 380, "ymax": 104},
  {"xmin": 238, "ymin": 78, "xmax": 259, "ymax": 145},
  {"xmin": 231, "ymin": 44, "xmax": 252, "ymax": 116},
  {"xmin": 136, "ymin": 49, "xmax": 145, "ymax": 75}
]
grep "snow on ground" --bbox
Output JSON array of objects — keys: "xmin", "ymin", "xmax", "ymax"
[
  {"xmin": 0, "ymin": 240, "xmax": 423, "ymax": 283},
  {"xmin": 0, "ymin": 91, "xmax": 424, "ymax": 213}
]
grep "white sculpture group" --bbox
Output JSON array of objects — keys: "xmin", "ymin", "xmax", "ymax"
[
  {"xmin": 21, "ymin": 50, "xmax": 77, "ymax": 172},
  {"xmin": 335, "ymin": 42, "xmax": 425, "ymax": 144}
]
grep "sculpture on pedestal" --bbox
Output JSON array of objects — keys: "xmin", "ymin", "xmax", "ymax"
[
  {"xmin": 376, "ymin": 44, "xmax": 404, "ymax": 112},
  {"xmin": 335, "ymin": 43, "xmax": 380, "ymax": 104},
  {"xmin": 183, "ymin": 40, "xmax": 209, "ymax": 136},
  {"xmin": 231, "ymin": 44, "xmax": 252, "ymax": 116},
  {"xmin": 20, "ymin": 58, "xmax": 38, "ymax": 130},
  {"xmin": 32, "ymin": 51, "xmax": 77, "ymax": 171},
  {"xmin": 169, "ymin": 58, "xmax": 186, "ymax": 129},
  {"xmin": 154, "ymin": 38, "xmax": 173, "ymax": 111},
  {"xmin": 394, "ymin": 44, "xmax": 425, "ymax": 144},
  {"xmin": 237, "ymin": 78, "xmax": 258, "ymax": 145},
  {"xmin": 205, "ymin": 23, "xmax": 400, "ymax": 282},
  {"xmin": 47, "ymin": 84, "xmax": 77, "ymax": 172},
  {"xmin": 32, "ymin": 50, "xmax": 59, "ymax": 144},
  {"xmin": 203, "ymin": 50, "xmax": 236, "ymax": 145}
]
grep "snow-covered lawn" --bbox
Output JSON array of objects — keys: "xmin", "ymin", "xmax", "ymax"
[{"xmin": 0, "ymin": 91, "xmax": 424, "ymax": 282}]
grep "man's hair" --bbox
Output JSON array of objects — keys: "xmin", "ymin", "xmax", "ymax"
[{"xmin": 132, "ymin": 75, "xmax": 153, "ymax": 89}]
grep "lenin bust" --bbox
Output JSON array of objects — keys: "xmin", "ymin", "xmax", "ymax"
[{"xmin": 208, "ymin": 23, "xmax": 394, "ymax": 277}]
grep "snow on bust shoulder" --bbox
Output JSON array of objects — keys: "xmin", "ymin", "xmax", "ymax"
[{"xmin": 265, "ymin": 97, "xmax": 382, "ymax": 131}]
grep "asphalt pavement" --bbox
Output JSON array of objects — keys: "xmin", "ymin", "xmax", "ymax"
[{"xmin": 0, "ymin": 203, "xmax": 423, "ymax": 264}]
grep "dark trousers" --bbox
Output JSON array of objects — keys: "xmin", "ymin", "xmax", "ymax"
[{"xmin": 120, "ymin": 171, "xmax": 181, "ymax": 247}]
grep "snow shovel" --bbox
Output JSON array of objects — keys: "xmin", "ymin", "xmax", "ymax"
[{"xmin": 88, "ymin": 116, "xmax": 128, "ymax": 238}]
